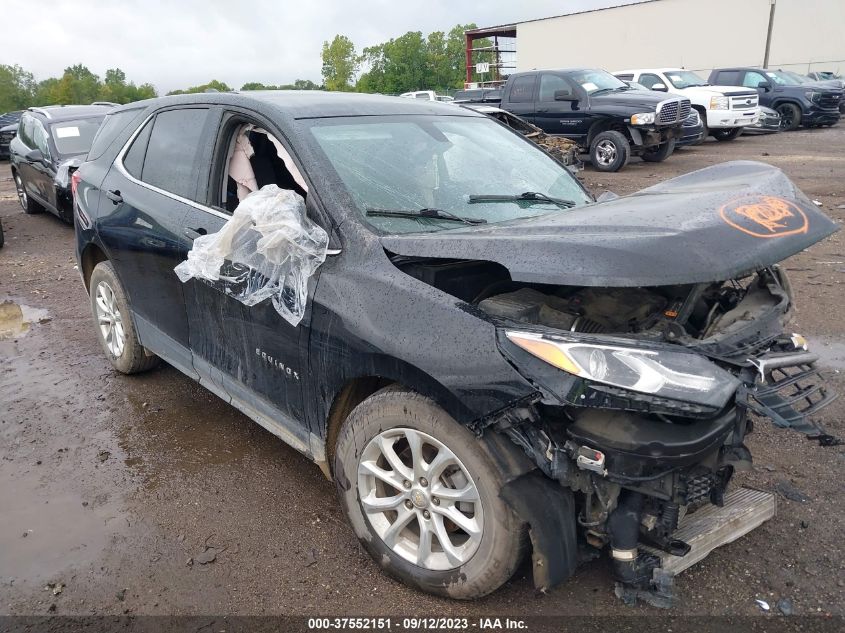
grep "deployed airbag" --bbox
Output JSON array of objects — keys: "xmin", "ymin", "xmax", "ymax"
[{"xmin": 174, "ymin": 185, "xmax": 329, "ymax": 326}]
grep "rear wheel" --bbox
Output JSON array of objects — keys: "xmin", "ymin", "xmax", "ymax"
[
  {"xmin": 334, "ymin": 388, "xmax": 526, "ymax": 599},
  {"xmin": 776, "ymin": 103, "xmax": 801, "ymax": 131},
  {"xmin": 711, "ymin": 127, "xmax": 744, "ymax": 141},
  {"xmin": 640, "ymin": 138, "xmax": 676, "ymax": 162},
  {"xmin": 14, "ymin": 171, "xmax": 43, "ymax": 214},
  {"xmin": 589, "ymin": 130, "xmax": 630, "ymax": 172},
  {"xmin": 89, "ymin": 261, "xmax": 159, "ymax": 374}
]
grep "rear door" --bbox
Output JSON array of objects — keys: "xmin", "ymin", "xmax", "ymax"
[
  {"xmin": 502, "ymin": 74, "xmax": 537, "ymax": 122},
  {"xmin": 96, "ymin": 106, "xmax": 216, "ymax": 375},
  {"xmin": 534, "ymin": 73, "xmax": 581, "ymax": 135}
]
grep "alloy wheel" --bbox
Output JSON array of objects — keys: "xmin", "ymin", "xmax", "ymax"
[
  {"xmin": 14, "ymin": 173, "xmax": 27, "ymax": 210},
  {"xmin": 94, "ymin": 281, "xmax": 126, "ymax": 357},
  {"xmin": 595, "ymin": 140, "xmax": 618, "ymax": 166},
  {"xmin": 358, "ymin": 427, "xmax": 483, "ymax": 571}
]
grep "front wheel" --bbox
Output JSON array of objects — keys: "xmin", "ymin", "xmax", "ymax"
[
  {"xmin": 334, "ymin": 388, "xmax": 526, "ymax": 599},
  {"xmin": 776, "ymin": 103, "xmax": 801, "ymax": 131},
  {"xmin": 14, "ymin": 171, "xmax": 43, "ymax": 214},
  {"xmin": 589, "ymin": 130, "xmax": 630, "ymax": 172},
  {"xmin": 640, "ymin": 138, "xmax": 676, "ymax": 162},
  {"xmin": 89, "ymin": 261, "xmax": 159, "ymax": 374},
  {"xmin": 712, "ymin": 127, "xmax": 744, "ymax": 141}
]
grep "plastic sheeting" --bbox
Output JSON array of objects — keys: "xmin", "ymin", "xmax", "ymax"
[
  {"xmin": 174, "ymin": 185, "xmax": 329, "ymax": 326},
  {"xmin": 55, "ymin": 156, "xmax": 84, "ymax": 188}
]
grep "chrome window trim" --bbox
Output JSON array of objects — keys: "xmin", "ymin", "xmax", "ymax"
[{"xmin": 114, "ymin": 110, "xmax": 229, "ymax": 221}]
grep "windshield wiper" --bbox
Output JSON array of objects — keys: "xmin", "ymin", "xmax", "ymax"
[
  {"xmin": 365, "ymin": 207, "xmax": 487, "ymax": 225},
  {"xmin": 468, "ymin": 191, "xmax": 577, "ymax": 209}
]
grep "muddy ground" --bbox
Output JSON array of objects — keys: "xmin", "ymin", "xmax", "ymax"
[{"xmin": 1, "ymin": 127, "xmax": 844, "ymax": 621}]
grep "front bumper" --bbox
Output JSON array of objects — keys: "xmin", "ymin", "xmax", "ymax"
[
  {"xmin": 803, "ymin": 107, "xmax": 840, "ymax": 125},
  {"xmin": 706, "ymin": 109, "xmax": 759, "ymax": 128}
]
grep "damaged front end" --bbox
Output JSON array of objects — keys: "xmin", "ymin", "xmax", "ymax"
[
  {"xmin": 481, "ymin": 265, "xmax": 838, "ymax": 604},
  {"xmin": 385, "ymin": 162, "xmax": 839, "ymax": 605}
]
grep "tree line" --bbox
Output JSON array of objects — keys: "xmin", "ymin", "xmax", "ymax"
[{"xmin": 321, "ymin": 24, "xmax": 493, "ymax": 94}]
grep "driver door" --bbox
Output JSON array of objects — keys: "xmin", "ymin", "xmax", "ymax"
[{"xmin": 534, "ymin": 73, "xmax": 582, "ymax": 137}]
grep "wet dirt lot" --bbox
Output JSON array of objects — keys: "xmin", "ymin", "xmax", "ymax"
[{"xmin": 1, "ymin": 127, "xmax": 844, "ymax": 620}]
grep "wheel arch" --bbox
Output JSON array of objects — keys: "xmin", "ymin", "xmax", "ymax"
[
  {"xmin": 586, "ymin": 118, "xmax": 629, "ymax": 146},
  {"xmin": 770, "ymin": 97, "xmax": 804, "ymax": 111},
  {"xmin": 80, "ymin": 242, "xmax": 109, "ymax": 292}
]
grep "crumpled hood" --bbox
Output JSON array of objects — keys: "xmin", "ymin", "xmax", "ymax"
[{"xmin": 380, "ymin": 161, "xmax": 839, "ymax": 287}]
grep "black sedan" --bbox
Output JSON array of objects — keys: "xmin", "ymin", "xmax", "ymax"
[{"xmin": 743, "ymin": 106, "xmax": 781, "ymax": 134}]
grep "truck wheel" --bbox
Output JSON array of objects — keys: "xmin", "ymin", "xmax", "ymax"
[
  {"xmin": 776, "ymin": 103, "xmax": 801, "ymax": 131},
  {"xmin": 334, "ymin": 388, "xmax": 526, "ymax": 599},
  {"xmin": 712, "ymin": 127, "xmax": 744, "ymax": 141},
  {"xmin": 589, "ymin": 131, "xmax": 629, "ymax": 172},
  {"xmin": 640, "ymin": 138, "xmax": 676, "ymax": 162},
  {"xmin": 14, "ymin": 171, "xmax": 43, "ymax": 214},
  {"xmin": 89, "ymin": 261, "xmax": 159, "ymax": 374}
]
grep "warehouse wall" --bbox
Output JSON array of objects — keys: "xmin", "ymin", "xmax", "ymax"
[{"xmin": 516, "ymin": 0, "xmax": 845, "ymax": 76}]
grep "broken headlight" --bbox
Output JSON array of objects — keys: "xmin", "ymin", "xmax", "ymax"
[{"xmin": 505, "ymin": 330, "xmax": 740, "ymax": 406}]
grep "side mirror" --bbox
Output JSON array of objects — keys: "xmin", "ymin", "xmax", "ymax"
[
  {"xmin": 652, "ymin": 83, "xmax": 668, "ymax": 92},
  {"xmin": 554, "ymin": 90, "xmax": 577, "ymax": 101},
  {"xmin": 25, "ymin": 149, "xmax": 44, "ymax": 163},
  {"xmin": 757, "ymin": 81, "xmax": 770, "ymax": 91}
]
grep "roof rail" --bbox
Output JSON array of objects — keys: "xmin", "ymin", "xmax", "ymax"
[
  {"xmin": 27, "ymin": 107, "xmax": 52, "ymax": 119},
  {"xmin": 91, "ymin": 101, "xmax": 119, "ymax": 106}
]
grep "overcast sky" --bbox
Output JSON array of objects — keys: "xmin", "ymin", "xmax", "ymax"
[{"xmin": 6, "ymin": 0, "xmax": 644, "ymax": 93}]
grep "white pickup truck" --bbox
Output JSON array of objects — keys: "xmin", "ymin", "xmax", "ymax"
[{"xmin": 614, "ymin": 68, "xmax": 759, "ymax": 141}]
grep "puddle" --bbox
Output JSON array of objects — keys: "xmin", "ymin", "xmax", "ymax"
[
  {"xmin": 811, "ymin": 337, "xmax": 845, "ymax": 371},
  {"xmin": 0, "ymin": 300, "xmax": 50, "ymax": 340}
]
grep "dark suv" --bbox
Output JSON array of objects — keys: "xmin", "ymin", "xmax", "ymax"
[
  {"xmin": 10, "ymin": 105, "xmax": 110, "ymax": 222},
  {"xmin": 0, "ymin": 110, "xmax": 23, "ymax": 159},
  {"xmin": 709, "ymin": 68, "xmax": 841, "ymax": 130},
  {"xmin": 74, "ymin": 92, "xmax": 837, "ymax": 604}
]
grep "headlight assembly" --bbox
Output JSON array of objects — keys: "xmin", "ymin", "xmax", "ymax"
[
  {"xmin": 505, "ymin": 330, "xmax": 740, "ymax": 406},
  {"xmin": 709, "ymin": 96, "xmax": 729, "ymax": 110},
  {"xmin": 630, "ymin": 112, "xmax": 656, "ymax": 125},
  {"xmin": 804, "ymin": 90, "xmax": 820, "ymax": 102}
]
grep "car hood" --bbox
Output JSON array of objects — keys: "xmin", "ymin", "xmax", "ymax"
[
  {"xmin": 708, "ymin": 85, "xmax": 758, "ymax": 96},
  {"xmin": 590, "ymin": 89, "xmax": 673, "ymax": 109},
  {"xmin": 380, "ymin": 161, "xmax": 838, "ymax": 287}
]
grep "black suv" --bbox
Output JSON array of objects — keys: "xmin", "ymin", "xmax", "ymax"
[
  {"xmin": 497, "ymin": 69, "xmax": 689, "ymax": 172},
  {"xmin": 74, "ymin": 92, "xmax": 837, "ymax": 603},
  {"xmin": 10, "ymin": 105, "xmax": 110, "ymax": 222},
  {"xmin": 0, "ymin": 110, "xmax": 23, "ymax": 159},
  {"xmin": 709, "ymin": 68, "xmax": 841, "ymax": 131}
]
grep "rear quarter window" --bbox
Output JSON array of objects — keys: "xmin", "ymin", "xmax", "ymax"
[{"xmin": 88, "ymin": 108, "xmax": 144, "ymax": 161}]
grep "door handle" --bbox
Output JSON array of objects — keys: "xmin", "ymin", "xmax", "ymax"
[
  {"xmin": 183, "ymin": 226, "xmax": 208, "ymax": 240},
  {"xmin": 106, "ymin": 189, "xmax": 123, "ymax": 204}
]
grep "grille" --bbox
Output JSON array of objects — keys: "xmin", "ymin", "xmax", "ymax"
[
  {"xmin": 819, "ymin": 92, "xmax": 842, "ymax": 110},
  {"xmin": 730, "ymin": 94, "xmax": 759, "ymax": 110},
  {"xmin": 683, "ymin": 472, "xmax": 717, "ymax": 505},
  {"xmin": 657, "ymin": 99, "xmax": 690, "ymax": 124}
]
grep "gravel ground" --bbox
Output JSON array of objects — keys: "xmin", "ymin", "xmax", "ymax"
[{"xmin": 1, "ymin": 127, "xmax": 844, "ymax": 622}]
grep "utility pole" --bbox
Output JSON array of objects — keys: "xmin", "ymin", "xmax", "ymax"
[{"xmin": 763, "ymin": 0, "xmax": 777, "ymax": 68}]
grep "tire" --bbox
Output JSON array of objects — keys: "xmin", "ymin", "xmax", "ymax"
[
  {"xmin": 640, "ymin": 138, "xmax": 676, "ymax": 163},
  {"xmin": 13, "ymin": 171, "xmax": 43, "ymax": 214},
  {"xmin": 334, "ymin": 387, "xmax": 527, "ymax": 599},
  {"xmin": 711, "ymin": 127, "xmax": 744, "ymax": 141},
  {"xmin": 589, "ymin": 130, "xmax": 629, "ymax": 172},
  {"xmin": 89, "ymin": 261, "xmax": 159, "ymax": 374},
  {"xmin": 776, "ymin": 103, "xmax": 801, "ymax": 131}
]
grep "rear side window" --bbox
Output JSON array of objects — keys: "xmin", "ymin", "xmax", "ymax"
[
  {"xmin": 88, "ymin": 108, "xmax": 144, "ymax": 160},
  {"xmin": 139, "ymin": 108, "xmax": 209, "ymax": 199},
  {"xmin": 714, "ymin": 70, "xmax": 741, "ymax": 85},
  {"xmin": 509, "ymin": 75, "xmax": 536, "ymax": 103}
]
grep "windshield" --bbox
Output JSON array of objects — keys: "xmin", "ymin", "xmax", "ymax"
[
  {"xmin": 780, "ymin": 70, "xmax": 811, "ymax": 84},
  {"xmin": 50, "ymin": 117, "xmax": 105, "ymax": 156},
  {"xmin": 568, "ymin": 70, "xmax": 627, "ymax": 94},
  {"xmin": 307, "ymin": 115, "xmax": 591, "ymax": 234},
  {"xmin": 765, "ymin": 71, "xmax": 803, "ymax": 86},
  {"xmin": 665, "ymin": 70, "xmax": 708, "ymax": 88}
]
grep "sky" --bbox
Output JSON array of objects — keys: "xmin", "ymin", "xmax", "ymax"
[{"xmin": 5, "ymin": 0, "xmax": 646, "ymax": 93}]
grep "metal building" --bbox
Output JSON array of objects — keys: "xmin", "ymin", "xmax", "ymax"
[{"xmin": 465, "ymin": 0, "xmax": 845, "ymax": 85}]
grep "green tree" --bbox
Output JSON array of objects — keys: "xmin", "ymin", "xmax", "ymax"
[
  {"xmin": 51, "ymin": 64, "xmax": 101, "ymax": 104},
  {"xmin": 167, "ymin": 79, "xmax": 231, "ymax": 95},
  {"xmin": 321, "ymin": 35, "xmax": 358, "ymax": 91},
  {"xmin": 0, "ymin": 64, "xmax": 36, "ymax": 111}
]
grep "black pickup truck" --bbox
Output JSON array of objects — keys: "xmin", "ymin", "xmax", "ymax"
[{"xmin": 493, "ymin": 69, "xmax": 689, "ymax": 172}]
